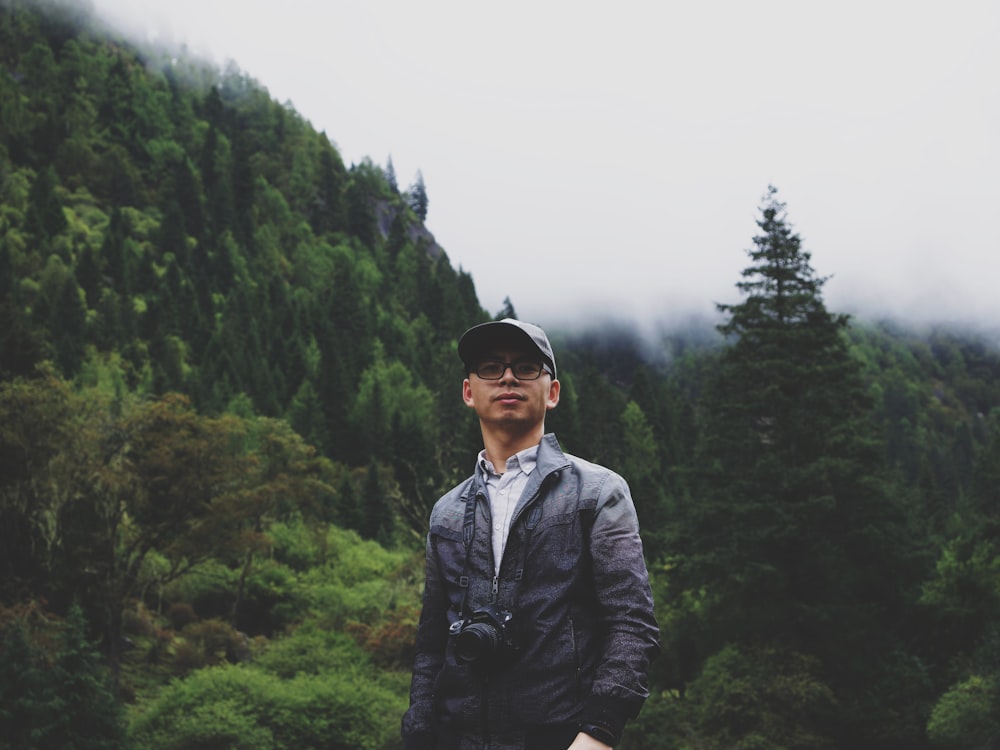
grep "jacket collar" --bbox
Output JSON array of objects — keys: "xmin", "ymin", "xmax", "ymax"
[
  {"xmin": 466, "ymin": 434, "xmax": 570, "ymax": 519},
  {"xmin": 535, "ymin": 433, "xmax": 571, "ymax": 477}
]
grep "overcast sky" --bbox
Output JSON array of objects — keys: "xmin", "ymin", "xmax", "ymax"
[{"xmin": 89, "ymin": 0, "xmax": 1000, "ymax": 335}]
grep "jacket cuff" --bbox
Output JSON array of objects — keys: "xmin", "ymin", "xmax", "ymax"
[
  {"xmin": 402, "ymin": 732, "xmax": 435, "ymax": 750},
  {"xmin": 579, "ymin": 696, "xmax": 637, "ymax": 746}
]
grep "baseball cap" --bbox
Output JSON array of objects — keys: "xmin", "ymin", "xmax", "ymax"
[{"xmin": 458, "ymin": 318, "xmax": 557, "ymax": 379}]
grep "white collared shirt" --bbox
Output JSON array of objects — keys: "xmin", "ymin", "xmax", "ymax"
[{"xmin": 478, "ymin": 444, "xmax": 538, "ymax": 575}]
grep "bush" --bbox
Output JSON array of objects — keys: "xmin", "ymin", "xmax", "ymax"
[
  {"xmin": 668, "ymin": 644, "xmax": 837, "ymax": 750},
  {"xmin": 253, "ymin": 621, "xmax": 370, "ymax": 679},
  {"xmin": 268, "ymin": 517, "xmax": 328, "ymax": 570},
  {"xmin": 926, "ymin": 675, "xmax": 1000, "ymax": 749},
  {"xmin": 162, "ymin": 559, "xmax": 239, "ymax": 620},
  {"xmin": 166, "ymin": 602, "xmax": 198, "ymax": 630},
  {"xmin": 347, "ymin": 604, "xmax": 419, "ymax": 670},
  {"xmin": 128, "ymin": 662, "xmax": 405, "ymax": 750}
]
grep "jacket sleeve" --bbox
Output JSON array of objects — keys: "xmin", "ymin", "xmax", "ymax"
[
  {"xmin": 400, "ymin": 530, "xmax": 448, "ymax": 749},
  {"xmin": 581, "ymin": 471, "xmax": 661, "ymax": 744}
]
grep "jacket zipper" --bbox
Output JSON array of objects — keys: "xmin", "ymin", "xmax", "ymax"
[{"xmin": 475, "ymin": 473, "xmax": 552, "ymax": 746}]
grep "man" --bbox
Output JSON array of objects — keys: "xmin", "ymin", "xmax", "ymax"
[{"xmin": 402, "ymin": 318, "xmax": 660, "ymax": 750}]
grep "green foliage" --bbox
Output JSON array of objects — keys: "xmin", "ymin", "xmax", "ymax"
[
  {"xmin": 623, "ymin": 644, "xmax": 838, "ymax": 750},
  {"xmin": 926, "ymin": 675, "xmax": 1000, "ymax": 749},
  {"xmin": 297, "ymin": 525, "xmax": 417, "ymax": 626},
  {"xmin": 670, "ymin": 187, "xmax": 929, "ymax": 746},
  {"xmin": 128, "ymin": 662, "xmax": 403, "ymax": 750},
  {"xmin": 46, "ymin": 603, "xmax": 128, "ymax": 749},
  {"xmin": 406, "ymin": 169, "xmax": 428, "ymax": 221},
  {"xmin": 688, "ymin": 644, "xmax": 836, "ymax": 750},
  {"xmin": 253, "ymin": 621, "xmax": 370, "ymax": 679},
  {"xmin": 0, "ymin": 603, "xmax": 127, "ymax": 749},
  {"xmin": 0, "ymin": 615, "xmax": 54, "ymax": 749}
]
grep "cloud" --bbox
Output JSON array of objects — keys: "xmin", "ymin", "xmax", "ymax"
[{"xmin": 89, "ymin": 0, "xmax": 1000, "ymax": 334}]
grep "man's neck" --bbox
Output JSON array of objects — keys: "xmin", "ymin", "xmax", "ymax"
[{"xmin": 480, "ymin": 426, "xmax": 544, "ymax": 470}]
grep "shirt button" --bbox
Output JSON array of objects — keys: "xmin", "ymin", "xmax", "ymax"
[{"xmin": 494, "ymin": 523, "xmax": 502, "ymax": 531}]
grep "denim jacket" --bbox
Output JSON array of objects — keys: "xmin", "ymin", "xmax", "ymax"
[{"xmin": 402, "ymin": 434, "xmax": 660, "ymax": 749}]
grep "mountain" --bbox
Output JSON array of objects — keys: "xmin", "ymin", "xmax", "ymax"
[{"xmin": 3, "ymin": 1, "xmax": 1000, "ymax": 748}]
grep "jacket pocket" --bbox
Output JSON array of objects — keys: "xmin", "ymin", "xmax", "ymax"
[{"xmin": 513, "ymin": 615, "xmax": 582, "ymax": 725}]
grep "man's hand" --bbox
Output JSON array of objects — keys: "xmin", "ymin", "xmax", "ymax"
[{"xmin": 567, "ymin": 731, "xmax": 612, "ymax": 750}]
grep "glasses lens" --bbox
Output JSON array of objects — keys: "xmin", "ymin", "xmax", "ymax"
[
  {"xmin": 476, "ymin": 361, "xmax": 504, "ymax": 379},
  {"xmin": 513, "ymin": 361, "xmax": 543, "ymax": 379},
  {"xmin": 474, "ymin": 361, "xmax": 544, "ymax": 380}
]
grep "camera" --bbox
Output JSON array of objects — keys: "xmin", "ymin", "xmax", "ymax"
[{"xmin": 448, "ymin": 605, "xmax": 515, "ymax": 665}]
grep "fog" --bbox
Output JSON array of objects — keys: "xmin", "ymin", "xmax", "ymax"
[{"xmin": 89, "ymin": 0, "xmax": 1000, "ymax": 337}]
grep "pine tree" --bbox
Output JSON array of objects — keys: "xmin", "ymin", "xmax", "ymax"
[
  {"xmin": 46, "ymin": 604, "xmax": 127, "ymax": 750},
  {"xmin": 25, "ymin": 164, "xmax": 67, "ymax": 249},
  {"xmin": 50, "ymin": 273, "xmax": 87, "ymax": 376},
  {"xmin": 495, "ymin": 296, "xmax": 517, "ymax": 320},
  {"xmin": 673, "ymin": 186, "xmax": 924, "ymax": 745},
  {"xmin": 385, "ymin": 154, "xmax": 398, "ymax": 192},
  {"xmin": 334, "ymin": 470, "xmax": 363, "ymax": 530},
  {"xmin": 361, "ymin": 456, "xmax": 391, "ymax": 544},
  {"xmin": 0, "ymin": 237, "xmax": 45, "ymax": 378},
  {"xmin": 0, "ymin": 618, "xmax": 53, "ymax": 749},
  {"xmin": 407, "ymin": 169, "xmax": 428, "ymax": 221}
]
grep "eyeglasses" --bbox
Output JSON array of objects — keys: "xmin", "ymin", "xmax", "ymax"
[{"xmin": 471, "ymin": 360, "xmax": 550, "ymax": 380}]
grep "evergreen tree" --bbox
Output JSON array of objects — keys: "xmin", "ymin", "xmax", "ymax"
[
  {"xmin": 407, "ymin": 169, "xmax": 428, "ymax": 221},
  {"xmin": 673, "ymin": 186, "xmax": 924, "ymax": 746},
  {"xmin": 287, "ymin": 378, "xmax": 331, "ymax": 455},
  {"xmin": 361, "ymin": 456, "xmax": 391, "ymax": 544},
  {"xmin": 0, "ymin": 237, "xmax": 45, "ymax": 378},
  {"xmin": 76, "ymin": 242, "xmax": 101, "ymax": 308},
  {"xmin": 0, "ymin": 617, "xmax": 53, "ymax": 749},
  {"xmin": 385, "ymin": 154, "xmax": 398, "ymax": 192},
  {"xmin": 334, "ymin": 470, "xmax": 363, "ymax": 530},
  {"xmin": 495, "ymin": 296, "xmax": 517, "ymax": 320},
  {"xmin": 345, "ymin": 160, "xmax": 381, "ymax": 247},
  {"xmin": 50, "ymin": 273, "xmax": 87, "ymax": 376},
  {"xmin": 46, "ymin": 603, "xmax": 127, "ymax": 750},
  {"xmin": 25, "ymin": 164, "xmax": 67, "ymax": 249},
  {"xmin": 100, "ymin": 207, "xmax": 126, "ymax": 288},
  {"xmin": 314, "ymin": 138, "xmax": 346, "ymax": 234}
]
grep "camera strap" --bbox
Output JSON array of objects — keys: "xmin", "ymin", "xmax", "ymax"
[{"xmin": 457, "ymin": 481, "xmax": 481, "ymax": 617}]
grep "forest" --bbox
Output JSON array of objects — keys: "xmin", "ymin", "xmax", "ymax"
[{"xmin": 1, "ymin": 1, "xmax": 999, "ymax": 748}]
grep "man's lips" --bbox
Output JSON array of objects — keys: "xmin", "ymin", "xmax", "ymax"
[{"xmin": 494, "ymin": 392, "xmax": 524, "ymax": 403}]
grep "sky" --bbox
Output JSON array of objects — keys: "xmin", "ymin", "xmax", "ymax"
[{"xmin": 88, "ymin": 0, "xmax": 1000, "ymax": 336}]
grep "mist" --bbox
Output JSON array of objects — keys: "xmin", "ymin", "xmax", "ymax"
[{"xmin": 86, "ymin": 0, "xmax": 1000, "ymax": 342}]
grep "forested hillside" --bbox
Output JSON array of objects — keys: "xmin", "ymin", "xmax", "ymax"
[{"xmin": 2, "ymin": 1, "xmax": 999, "ymax": 748}]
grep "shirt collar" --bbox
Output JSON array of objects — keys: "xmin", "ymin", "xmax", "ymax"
[{"xmin": 478, "ymin": 443, "xmax": 540, "ymax": 478}]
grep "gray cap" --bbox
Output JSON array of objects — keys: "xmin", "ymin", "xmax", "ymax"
[{"xmin": 458, "ymin": 318, "xmax": 557, "ymax": 379}]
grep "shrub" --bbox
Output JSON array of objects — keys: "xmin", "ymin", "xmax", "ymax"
[
  {"xmin": 669, "ymin": 644, "xmax": 837, "ymax": 750},
  {"xmin": 926, "ymin": 675, "xmax": 1000, "ymax": 749},
  {"xmin": 166, "ymin": 602, "xmax": 198, "ymax": 630},
  {"xmin": 128, "ymin": 662, "xmax": 405, "ymax": 750},
  {"xmin": 253, "ymin": 620, "xmax": 369, "ymax": 679}
]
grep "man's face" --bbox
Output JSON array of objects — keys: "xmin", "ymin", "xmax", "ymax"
[{"xmin": 463, "ymin": 347, "xmax": 560, "ymax": 432}]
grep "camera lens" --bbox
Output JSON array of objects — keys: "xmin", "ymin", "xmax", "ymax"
[{"xmin": 454, "ymin": 622, "xmax": 500, "ymax": 664}]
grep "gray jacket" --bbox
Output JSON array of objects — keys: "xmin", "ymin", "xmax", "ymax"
[{"xmin": 402, "ymin": 434, "xmax": 660, "ymax": 749}]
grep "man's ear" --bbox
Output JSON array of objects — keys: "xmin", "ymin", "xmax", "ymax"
[
  {"xmin": 546, "ymin": 378, "xmax": 560, "ymax": 410},
  {"xmin": 462, "ymin": 378, "xmax": 475, "ymax": 408}
]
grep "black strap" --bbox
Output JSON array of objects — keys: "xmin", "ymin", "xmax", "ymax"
[
  {"xmin": 462, "ymin": 482, "xmax": 477, "ymax": 549},
  {"xmin": 457, "ymin": 480, "xmax": 481, "ymax": 617}
]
